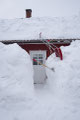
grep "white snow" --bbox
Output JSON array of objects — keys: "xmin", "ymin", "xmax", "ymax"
[
  {"xmin": 46, "ymin": 40, "xmax": 80, "ymax": 120},
  {"xmin": 0, "ymin": 15, "xmax": 80, "ymax": 41},
  {"xmin": 0, "ymin": 42, "xmax": 34, "ymax": 96},
  {"xmin": 0, "ymin": 40, "xmax": 80, "ymax": 120}
]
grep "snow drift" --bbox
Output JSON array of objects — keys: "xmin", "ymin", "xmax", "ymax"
[
  {"xmin": 46, "ymin": 40, "xmax": 80, "ymax": 120},
  {"xmin": 0, "ymin": 40, "xmax": 80, "ymax": 120},
  {"xmin": 0, "ymin": 42, "xmax": 34, "ymax": 97},
  {"xmin": 47, "ymin": 40, "xmax": 80, "ymax": 96}
]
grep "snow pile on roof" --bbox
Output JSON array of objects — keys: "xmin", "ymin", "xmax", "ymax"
[
  {"xmin": 0, "ymin": 42, "xmax": 34, "ymax": 97},
  {"xmin": 0, "ymin": 15, "xmax": 80, "ymax": 41}
]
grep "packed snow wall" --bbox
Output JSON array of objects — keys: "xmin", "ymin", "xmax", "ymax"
[{"xmin": 0, "ymin": 42, "xmax": 34, "ymax": 97}]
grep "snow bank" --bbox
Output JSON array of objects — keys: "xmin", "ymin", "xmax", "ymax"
[
  {"xmin": 0, "ymin": 40, "xmax": 80, "ymax": 120},
  {"xmin": 46, "ymin": 40, "xmax": 80, "ymax": 120},
  {"xmin": 47, "ymin": 40, "xmax": 80, "ymax": 95},
  {"xmin": 0, "ymin": 42, "xmax": 34, "ymax": 97}
]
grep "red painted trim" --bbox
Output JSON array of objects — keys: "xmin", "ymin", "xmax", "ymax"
[
  {"xmin": 18, "ymin": 43, "xmax": 68, "ymax": 60},
  {"xmin": 55, "ymin": 48, "xmax": 63, "ymax": 60},
  {"xmin": 58, "ymin": 48, "xmax": 63, "ymax": 60}
]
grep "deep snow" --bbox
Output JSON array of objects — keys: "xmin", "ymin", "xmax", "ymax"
[
  {"xmin": 0, "ymin": 42, "xmax": 34, "ymax": 97},
  {"xmin": 0, "ymin": 15, "xmax": 80, "ymax": 40},
  {"xmin": 0, "ymin": 40, "xmax": 80, "ymax": 120},
  {"xmin": 46, "ymin": 40, "xmax": 80, "ymax": 120}
]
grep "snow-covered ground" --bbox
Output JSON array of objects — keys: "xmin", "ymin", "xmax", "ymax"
[
  {"xmin": 0, "ymin": 40, "xmax": 80, "ymax": 120},
  {"xmin": 0, "ymin": 15, "xmax": 80, "ymax": 40},
  {"xmin": 46, "ymin": 40, "xmax": 80, "ymax": 120}
]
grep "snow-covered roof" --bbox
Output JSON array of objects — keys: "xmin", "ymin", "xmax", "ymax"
[{"xmin": 0, "ymin": 15, "xmax": 80, "ymax": 41}]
